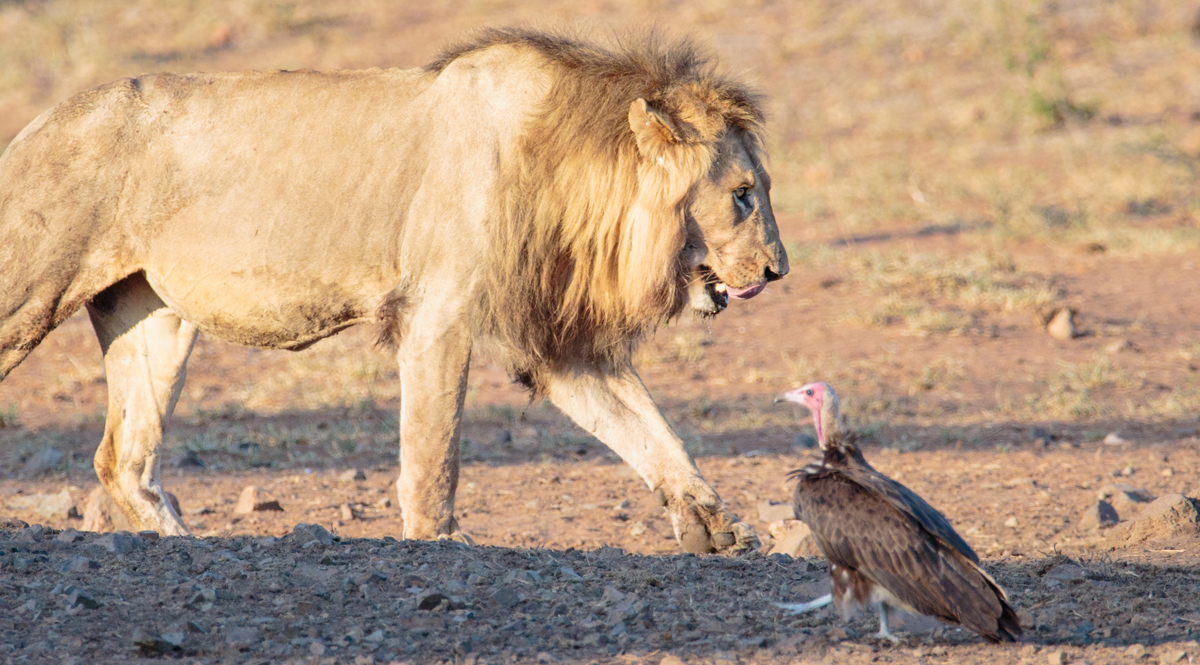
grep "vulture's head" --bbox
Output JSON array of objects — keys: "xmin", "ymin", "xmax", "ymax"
[{"xmin": 776, "ymin": 382, "xmax": 840, "ymax": 448}]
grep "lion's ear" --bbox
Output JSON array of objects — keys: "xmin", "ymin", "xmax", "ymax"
[{"xmin": 628, "ymin": 98, "xmax": 681, "ymax": 157}]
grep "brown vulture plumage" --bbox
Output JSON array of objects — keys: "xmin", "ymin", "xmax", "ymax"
[{"xmin": 774, "ymin": 382, "xmax": 1021, "ymax": 643}]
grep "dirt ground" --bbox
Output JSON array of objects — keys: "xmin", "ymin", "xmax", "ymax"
[{"xmin": 4, "ymin": 1, "xmax": 1200, "ymax": 664}]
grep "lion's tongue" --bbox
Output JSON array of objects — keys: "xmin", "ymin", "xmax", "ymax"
[{"xmin": 726, "ymin": 282, "xmax": 766, "ymax": 300}]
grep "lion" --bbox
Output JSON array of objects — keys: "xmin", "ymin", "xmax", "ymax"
[{"xmin": 0, "ymin": 28, "xmax": 788, "ymax": 554}]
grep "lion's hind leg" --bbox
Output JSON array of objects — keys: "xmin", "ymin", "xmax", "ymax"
[{"xmin": 87, "ymin": 274, "xmax": 197, "ymax": 536}]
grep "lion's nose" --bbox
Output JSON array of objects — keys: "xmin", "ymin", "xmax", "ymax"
[{"xmin": 764, "ymin": 265, "xmax": 786, "ymax": 282}]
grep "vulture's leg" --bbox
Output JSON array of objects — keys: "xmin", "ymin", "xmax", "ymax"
[
  {"xmin": 774, "ymin": 594, "xmax": 832, "ymax": 614},
  {"xmin": 873, "ymin": 604, "xmax": 901, "ymax": 644}
]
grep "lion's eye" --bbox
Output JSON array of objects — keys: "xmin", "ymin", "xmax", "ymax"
[{"xmin": 734, "ymin": 186, "xmax": 749, "ymax": 201}]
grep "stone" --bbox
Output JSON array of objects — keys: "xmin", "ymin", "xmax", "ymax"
[
  {"xmin": 15, "ymin": 524, "xmax": 45, "ymax": 542},
  {"xmin": 1125, "ymin": 644, "xmax": 1146, "ymax": 658},
  {"xmin": 1046, "ymin": 307, "xmax": 1078, "ymax": 340},
  {"xmin": 56, "ymin": 529, "xmax": 85, "ymax": 543},
  {"xmin": 491, "ymin": 586, "xmax": 523, "ymax": 609},
  {"xmin": 629, "ymin": 521, "xmax": 648, "ymax": 537},
  {"xmin": 309, "ymin": 642, "xmax": 327, "ymax": 657},
  {"xmin": 225, "ymin": 627, "xmax": 261, "ymax": 647},
  {"xmin": 80, "ymin": 486, "xmax": 133, "ymax": 533},
  {"xmin": 1078, "ymin": 500, "xmax": 1119, "ymax": 530},
  {"xmin": 0, "ymin": 517, "xmax": 29, "ymax": 531},
  {"xmin": 340, "ymin": 504, "xmax": 356, "ymax": 521},
  {"xmin": 1004, "ymin": 516, "xmax": 1019, "ymax": 527},
  {"xmin": 1103, "ymin": 432, "xmax": 1128, "ymax": 445},
  {"xmin": 19, "ymin": 447, "xmax": 64, "ymax": 478},
  {"xmin": 60, "ymin": 555, "xmax": 100, "ymax": 573},
  {"xmin": 1098, "ymin": 483, "xmax": 1154, "ymax": 515},
  {"xmin": 1159, "ymin": 650, "xmax": 1186, "ymax": 664},
  {"xmin": 93, "ymin": 532, "xmax": 140, "ymax": 555},
  {"xmin": 1017, "ymin": 607, "xmax": 1035, "ymax": 628},
  {"xmin": 6, "ymin": 488, "xmax": 78, "ymax": 519},
  {"xmin": 767, "ymin": 521, "xmax": 822, "ymax": 558},
  {"xmin": 1044, "ymin": 563, "xmax": 1086, "ymax": 582},
  {"xmin": 1046, "ymin": 649, "xmax": 1065, "ymax": 665},
  {"xmin": 133, "ymin": 628, "xmax": 181, "ymax": 655},
  {"xmin": 659, "ymin": 657, "xmax": 686, "ymax": 665},
  {"xmin": 338, "ymin": 468, "xmax": 367, "ymax": 482},
  {"xmin": 292, "ymin": 523, "xmax": 334, "ymax": 546},
  {"xmin": 756, "ymin": 500, "xmax": 797, "ymax": 523},
  {"xmin": 1111, "ymin": 494, "xmax": 1200, "ymax": 546},
  {"xmin": 67, "ymin": 589, "xmax": 100, "ymax": 609},
  {"xmin": 233, "ymin": 486, "xmax": 283, "ymax": 514}
]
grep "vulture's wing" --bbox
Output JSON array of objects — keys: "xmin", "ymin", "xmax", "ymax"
[
  {"xmin": 794, "ymin": 471, "xmax": 1020, "ymax": 642},
  {"xmin": 847, "ymin": 460, "xmax": 980, "ymax": 564}
]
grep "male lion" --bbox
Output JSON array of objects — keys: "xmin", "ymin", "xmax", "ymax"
[{"xmin": 0, "ymin": 29, "xmax": 788, "ymax": 554}]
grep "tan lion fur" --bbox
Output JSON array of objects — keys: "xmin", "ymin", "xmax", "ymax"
[
  {"xmin": 430, "ymin": 29, "xmax": 766, "ymax": 378},
  {"xmin": 0, "ymin": 28, "xmax": 786, "ymax": 549}
]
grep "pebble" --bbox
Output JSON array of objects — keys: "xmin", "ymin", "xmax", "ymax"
[
  {"xmin": 1047, "ymin": 648, "xmax": 1066, "ymax": 665},
  {"xmin": 56, "ymin": 529, "xmax": 85, "ymax": 544},
  {"xmin": 67, "ymin": 589, "xmax": 100, "ymax": 609},
  {"xmin": 93, "ymin": 532, "xmax": 140, "ymax": 555},
  {"xmin": 60, "ymin": 555, "xmax": 101, "ymax": 573},
  {"xmin": 1125, "ymin": 644, "xmax": 1146, "ymax": 658},
  {"xmin": 225, "ymin": 627, "xmax": 261, "ymax": 647},
  {"xmin": 756, "ymin": 500, "xmax": 798, "ymax": 523},
  {"xmin": 234, "ymin": 486, "xmax": 284, "ymax": 514},
  {"xmin": 659, "ymin": 656, "xmax": 686, "ymax": 665},
  {"xmin": 1102, "ymin": 432, "xmax": 1128, "ymax": 445},
  {"xmin": 337, "ymin": 468, "xmax": 367, "ymax": 482},
  {"xmin": 630, "ymin": 521, "xmax": 648, "ymax": 537},
  {"xmin": 340, "ymin": 504, "xmax": 356, "ymax": 521},
  {"xmin": 1046, "ymin": 308, "xmax": 1078, "ymax": 340},
  {"xmin": 1084, "ymin": 501, "xmax": 1118, "ymax": 528},
  {"xmin": 80, "ymin": 486, "xmax": 134, "ymax": 533},
  {"xmin": 1004, "ymin": 516, "xmax": 1019, "ymax": 528},
  {"xmin": 19, "ymin": 447, "xmax": 65, "ymax": 478},
  {"xmin": 292, "ymin": 523, "xmax": 335, "ymax": 546},
  {"xmin": 1159, "ymin": 650, "xmax": 1186, "ymax": 664}
]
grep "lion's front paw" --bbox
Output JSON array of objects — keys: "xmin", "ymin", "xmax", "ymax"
[{"xmin": 655, "ymin": 479, "xmax": 761, "ymax": 555}]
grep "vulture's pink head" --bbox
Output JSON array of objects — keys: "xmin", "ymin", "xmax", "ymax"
[{"xmin": 776, "ymin": 382, "xmax": 840, "ymax": 448}]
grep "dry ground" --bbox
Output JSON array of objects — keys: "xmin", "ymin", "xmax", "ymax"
[{"xmin": 3, "ymin": 1, "xmax": 1200, "ymax": 664}]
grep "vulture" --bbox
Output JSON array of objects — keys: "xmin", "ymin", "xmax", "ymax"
[{"xmin": 774, "ymin": 382, "xmax": 1021, "ymax": 643}]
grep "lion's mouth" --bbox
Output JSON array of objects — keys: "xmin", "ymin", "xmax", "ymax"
[{"xmin": 694, "ymin": 267, "xmax": 768, "ymax": 315}]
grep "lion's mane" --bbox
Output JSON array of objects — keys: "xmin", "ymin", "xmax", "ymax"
[{"xmin": 426, "ymin": 29, "xmax": 765, "ymax": 382}]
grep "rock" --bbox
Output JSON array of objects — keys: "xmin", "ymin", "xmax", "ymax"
[
  {"xmin": 1105, "ymin": 339, "xmax": 1133, "ymax": 354},
  {"xmin": 1044, "ymin": 563, "xmax": 1086, "ymax": 582},
  {"xmin": 1159, "ymin": 650, "xmax": 1186, "ymax": 664},
  {"xmin": 559, "ymin": 566, "xmax": 583, "ymax": 581},
  {"xmin": 417, "ymin": 593, "xmax": 452, "ymax": 611},
  {"xmin": 15, "ymin": 524, "xmax": 46, "ymax": 542},
  {"xmin": 56, "ymin": 529, "xmax": 85, "ymax": 543},
  {"xmin": 1046, "ymin": 308, "xmax": 1078, "ymax": 340},
  {"xmin": 337, "ymin": 468, "xmax": 367, "ymax": 482},
  {"xmin": 613, "ymin": 499, "xmax": 631, "ymax": 510},
  {"xmin": 93, "ymin": 532, "xmax": 140, "ymax": 555},
  {"xmin": 60, "ymin": 555, "xmax": 100, "ymax": 572},
  {"xmin": 659, "ymin": 657, "xmax": 686, "ymax": 665},
  {"xmin": 133, "ymin": 628, "xmax": 181, "ymax": 655},
  {"xmin": 629, "ymin": 521, "xmax": 648, "ymax": 537},
  {"xmin": 1111, "ymin": 494, "xmax": 1200, "ymax": 546},
  {"xmin": 309, "ymin": 642, "xmax": 327, "ymax": 657},
  {"xmin": 1004, "ymin": 516, "xmax": 1019, "ymax": 527},
  {"xmin": 1016, "ymin": 607, "xmax": 1035, "ymax": 628},
  {"xmin": 1046, "ymin": 649, "xmax": 1066, "ymax": 665},
  {"xmin": 6, "ymin": 488, "xmax": 78, "ymax": 519},
  {"xmin": 1098, "ymin": 484, "xmax": 1154, "ymax": 515},
  {"xmin": 756, "ymin": 500, "xmax": 797, "ymax": 523},
  {"xmin": 67, "ymin": 589, "xmax": 100, "ymax": 609},
  {"xmin": 292, "ymin": 523, "xmax": 334, "ymax": 546},
  {"xmin": 340, "ymin": 504, "xmax": 356, "ymax": 521},
  {"xmin": 225, "ymin": 627, "xmax": 261, "ymax": 647},
  {"xmin": 767, "ymin": 521, "xmax": 822, "ymax": 558},
  {"xmin": 233, "ymin": 486, "xmax": 283, "ymax": 514},
  {"xmin": 1125, "ymin": 644, "xmax": 1146, "ymax": 658},
  {"xmin": 0, "ymin": 517, "xmax": 29, "ymax": 531},
  {"xmin": 80, "ymin": 486, "xmax": 133, "ymax": 533},
  {"xmin": 137, "ymin": 530, "xmax": 159, "ymax": 541},
  {"xmin": 491, "ymin": 586, "xmax": 523, "ymax": 609},
  {"xmin": 19, "ymin": 447, "xmax": 64, "ymax": 478},
  {"xmin": 1103, "ymin": 432, "xmax": 1129, "ymax": 445},
  {"xmin": 1078, "ymin": 501, "xmax": 1119, "ymax": 530}
]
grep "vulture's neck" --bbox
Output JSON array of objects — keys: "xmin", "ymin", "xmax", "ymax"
[{"xmin": 822, "ymin": 431, "xmax": 873, "ymax": 471}]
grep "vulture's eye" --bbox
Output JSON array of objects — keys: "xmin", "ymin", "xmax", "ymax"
[{"xmin": 805, "ymin": 389, "xmax": 814, "ymax": 396}]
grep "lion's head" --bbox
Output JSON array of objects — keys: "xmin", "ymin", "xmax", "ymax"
[{"xmin": 434, "ymin": 29, "xmax": 789, "ymax": 380}]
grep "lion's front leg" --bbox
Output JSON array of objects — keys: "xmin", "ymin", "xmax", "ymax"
[
  {"xmin": 394, "ymin": 307, "xmax": 472, "ymax": 541},
  {"xmin": 543, "ymin": 363, "xmax": 759, "ymax": 555}
]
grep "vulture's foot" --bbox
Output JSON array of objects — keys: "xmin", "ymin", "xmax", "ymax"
[
  {"xmin": 654, "ymin": 478, "xmax": 760, "ymax": 555},
  {"xmin": 774, "ymin": 594, "xmax": 833, "ymax": 614}
]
